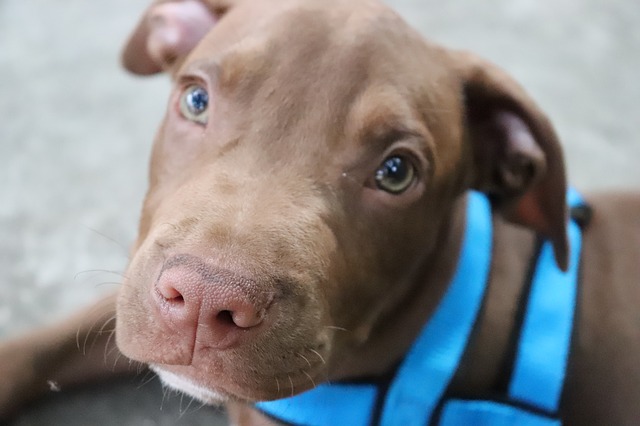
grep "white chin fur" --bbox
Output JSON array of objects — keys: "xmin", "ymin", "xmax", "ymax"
[{"xmin": 151, "ymin": 365, "xmax": 229, "ymax": 405}]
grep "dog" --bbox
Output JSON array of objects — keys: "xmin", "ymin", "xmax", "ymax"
[{"xmin": 1, "ymin": 0, "xmax": 639, "ymax": 424}]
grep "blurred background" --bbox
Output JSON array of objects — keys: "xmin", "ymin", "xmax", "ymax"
[{"xmin": 1, "ymin": 0, "xmax": 638, "ymax": 424}]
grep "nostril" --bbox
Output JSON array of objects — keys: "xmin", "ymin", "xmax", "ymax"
[
  {"xmin": 216, "ymin": 310, "xmax": 235, "ymax": 326},
  {"xmin": 157, "ymin": 282, "xmax": 184, "ymax": 304},
  {"xmin": 170, "ymin": 293, "xmax": 184, "ymax": 304}
]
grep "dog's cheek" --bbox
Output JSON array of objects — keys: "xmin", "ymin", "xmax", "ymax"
[
  {"xmin": 137, "ymin": 109, "xmax": 211, "ymax": 237},
  {"xmin": 157, "ymin": 104, "xmax": 211, "ymax": 176},
  {"xmin": 328, "ymin": 193, "xmax": 441, "ymax": 342}
]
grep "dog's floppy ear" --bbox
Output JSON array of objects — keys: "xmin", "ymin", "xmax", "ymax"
[
  {"xmin": 122, "ymin": 0, "xmax": 234, "ymax": 75},
  {"xmin": 452, "ymin": 50, "xmax": 569, "ymax": 270}
]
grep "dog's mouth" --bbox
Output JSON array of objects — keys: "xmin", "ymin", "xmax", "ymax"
[{"xmin": 150, "ymin": 345, "xmax": 329, "ymax": 403}]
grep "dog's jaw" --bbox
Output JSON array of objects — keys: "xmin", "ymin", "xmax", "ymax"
[{"xmin": 151, "ymin": 364, "xmax": 230, "ymax": 405}]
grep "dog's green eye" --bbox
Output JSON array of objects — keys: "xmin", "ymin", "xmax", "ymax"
[
  {"xmin": 375, "ymin": 156, "xmax": 415, "ymax": 194},
  {"xmin": 179, "ymin": 85, "xmax": 209, "ymax": 125}
]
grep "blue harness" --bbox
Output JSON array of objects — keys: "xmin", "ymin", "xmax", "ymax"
[{"xmin": 257, "ymin": 190, "xmax": 586, "ymax": 426}]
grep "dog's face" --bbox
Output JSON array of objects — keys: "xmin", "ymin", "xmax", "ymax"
[{"xmin": 116, "ymin": 0, "xmax": 568, "ymax": 404}]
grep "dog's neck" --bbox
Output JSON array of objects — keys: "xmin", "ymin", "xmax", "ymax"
[{"xmin": 328, "ymin": 194, "xmax": 469, "ymax": 380}]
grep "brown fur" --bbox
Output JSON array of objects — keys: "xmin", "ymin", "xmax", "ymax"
[{"xmin": 1, "ymin": 0, "xmax": 639, "ymax": 424}]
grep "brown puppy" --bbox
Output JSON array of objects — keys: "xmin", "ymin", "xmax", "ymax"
[{"xmin": 1, "ymin": 0, "xmax": 639, "ymax": 424}]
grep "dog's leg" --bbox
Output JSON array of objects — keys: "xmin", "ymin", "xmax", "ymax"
[{"xmin": 0, "ymin": 293, "xmax": 136, "ymax": 419}]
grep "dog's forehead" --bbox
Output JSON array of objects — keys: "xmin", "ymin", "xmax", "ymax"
[
  {"xmin": 176, "ymin": 0, "xmax": 460, "ymax": 173},
  {"xmin": 184, "ymin": 0, "xmax": 435, "ymax": 92}
]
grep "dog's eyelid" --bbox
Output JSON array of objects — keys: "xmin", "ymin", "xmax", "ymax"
[
  {"xmin": 176, "ymin": 75, "xmax": 210, "ymax": 92},
  {"xmin": 370, "ymin": 126, "xmax": 420, "ymax": 148},
  {"xmin": 365, "ymin": 123, "xmax": 433, "ymax": 162},
  {"xmin": 177, "ymin": 58, "xmax": 222, "ymax": 81}
]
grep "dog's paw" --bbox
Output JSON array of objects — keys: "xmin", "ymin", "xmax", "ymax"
[{"xmin": 0, "ymin": 337, "xmax": 42, "ymax": 420}]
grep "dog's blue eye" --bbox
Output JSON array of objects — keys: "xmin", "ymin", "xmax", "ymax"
[
  {"xmin": 375, "ymin": 156, "xmax": 415, "ymax": 194},
  {"xmin": 179, "ymin": 85, "xmax": 209, "ymax": 125}
]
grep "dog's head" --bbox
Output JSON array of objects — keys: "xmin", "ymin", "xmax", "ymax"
[{"xmin": 116, "ymin": 0, "xmax": 568, "ymax": 404}]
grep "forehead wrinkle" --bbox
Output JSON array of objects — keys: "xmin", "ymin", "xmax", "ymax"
[
  {"xmin": 346, "ymin": 86, "xmax": 427, "ymax": 150},
  {"xmin": 216, "ymin": 37, "xmax": 272, "ymax": 95}
]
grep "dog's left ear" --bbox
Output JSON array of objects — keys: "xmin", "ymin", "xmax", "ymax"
[
  {"xmin": 451, "ymin": 50, "xmax": 569, "ymax": 270},
  {"xmin": 122, "ymin": 0, "xmax": 235, "ymax": 76}
]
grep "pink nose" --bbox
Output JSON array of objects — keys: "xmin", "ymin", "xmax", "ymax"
[{"xmin": 153, "ymin": 255, "xmax": 272, "ymax": 349}]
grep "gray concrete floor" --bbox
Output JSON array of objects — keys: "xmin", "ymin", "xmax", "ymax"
[{"xmin": 1, "ymin": 0, "xmax": 638, "ymax": 424}]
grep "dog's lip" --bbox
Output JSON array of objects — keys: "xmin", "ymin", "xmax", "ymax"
[
  {"xmin": 151, "ymin": 365, "xmax": 229, "ymax": 404},
  {"xmin": 151, "ymin": 354, "xmax": 327, "ymax": 402}
]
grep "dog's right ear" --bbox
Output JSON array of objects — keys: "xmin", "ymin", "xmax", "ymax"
[
  {"xmin": 449, "ymin": 50, "xmax": 569, "ymax": 270},
  {"xmin": 122, "ymin": 0, "xmax": 234, "ymax": 75}
]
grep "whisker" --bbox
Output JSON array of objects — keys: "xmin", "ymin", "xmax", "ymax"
[
  {"xmin": 74, "ymin": 269, "xmax": 126, "ymax": 280},
  {"xmin": 102, "ymin": 330, "xmax": 114, "ymax": 363},
  {"xmin": 76, "ymin": 298, "xmax": 115, "ymax": 355},
  {"xmin": 297, "ymin": 352, "xmax": 312, "ymax": 368},
  {"xmin": 76, "ymin": 327, "xmax": 82, "ymax": 351},
  {"xmin": 302, "ymin": 370, "xmax": 316, "ymax": 389},
  {"xmin": 105, "ymin": 340, "xmax": 120, "ymax": 360},
  {"xmin": 160, "ymin": 386, "xmax": 167, "ymax": 411},
  {"xmin": 185, "ymin": 398, "xmax": 195, "ymax": 413},
  {"xmin": 94, "ymin": 281, "xmax": 123, "ymax": 289},
  {"xmin": 111, "ymin": 351, "xmax": 125, "ymax": 371},
  {"xmin": 288, "ymin": 375, "xmax": 295, "ymax": 398},
  {"xmin": 325, "ymin": 325, "xmax": 349, "ymax": 332},
  {"xmin": 80, "ymin": 311, "xmax": 111, "ymax": 355},
  {"xmin": 88, "ymin": 313, "xmax": 115, "ymax": 353},
  {"xmin": 191, "ymin": 400, "xmax": 207, "ymax": 414},
  {"xmin": 137, "ymin": 370, "xmax": 157, "ymax": 389},
  {"xmin": 84, "ymin": 226, "xmax": 129, "ymax": 254},
  {"xmin": 309, "ymin": 349, "xmax": 326, "ymax": 365},
  {"xmin": 103, "ymin": 329, "xmax": 117, "ymax": 364},
  {"xmin": 135, "ymin": 359, "xmax": 147, "ymax": 375},
  {"xmin": 99, "ymin": 315, "xmax": 116, "ymax": 334},
  {"xmin": 178, "ymin": 393, "xmax": 193, "ymax": 418}
]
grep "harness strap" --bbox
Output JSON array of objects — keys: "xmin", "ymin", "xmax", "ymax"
[
  {"xmin": 439, "ymin": 399, "xmax": 560, "ymax": 426},
  {"xmin": 437, "ymin": 189, "xmax": 586, "ymax": 425},
  {"xmin": 256, "ymin": 383, "xmax": 378, "ymax": 426},
  {"xmin": 379, "ymin": 192, "xmax": 493, "ymax": 426},
  {"xmin": 507, "ymin": 218, "xmax": 582, "ymax": 411}
]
